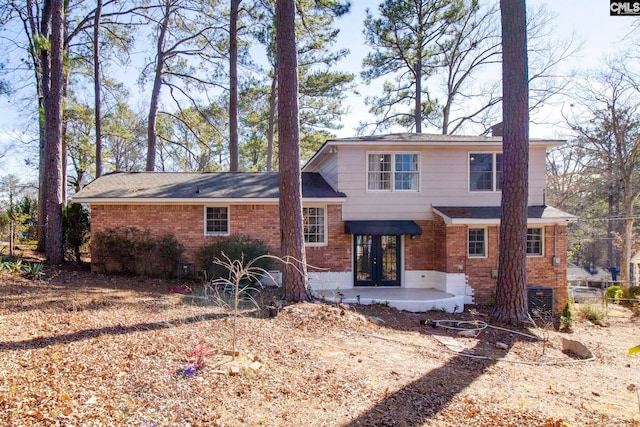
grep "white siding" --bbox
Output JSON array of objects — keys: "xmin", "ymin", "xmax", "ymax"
[
  {"xmin": 315, "ymin": 153, "xmax": 339, "ymax": 190},
  {"xmin": 528, "ymin": 147, "xmax": 548, "ymax": 205},
  {"xmin": 336, "ymin": 143, "xmax": 549, "ymax": 221}
]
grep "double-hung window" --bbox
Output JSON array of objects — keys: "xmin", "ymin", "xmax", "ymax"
[
  {"xmin": 468, "ymin": 228, "xmax": 487, "ymax": 258},
  {"xmin": 526, "ymin": 227, "xmax": 543, "ymax": 256},
  {"xmin": 205, "ymin": 207, "xmax": 229, "ymax": 235},
  {"xmin": 303, "ymin": 207, "xmax": 326, "ymax": 245},
  {"xmin": 469, "ymin": 153, "xmax": 503, "ymax": 191},
  {"xmin": 368, "ymin": 153, "xmax": 419, "ymax": 191}
]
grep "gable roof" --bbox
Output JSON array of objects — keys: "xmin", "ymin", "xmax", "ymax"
[
  {"xmin": 433, "ymin": 206, "xmax": 577, "ymax": 225},
  {"xmin": 567, "ymin": 264, "xmax": 614, "ymax": 283},
  {"xmin": 326, "ymin": 133, "xmax": 564, "ymax": 145},
  {"xmin": 72, "ymin": 172, "xmax": 346, "ymax": 203}
]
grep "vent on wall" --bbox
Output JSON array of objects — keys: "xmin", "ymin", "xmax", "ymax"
[{"xmin": 527, "ymin": 285, "xmax": 554, "ymax": 317}]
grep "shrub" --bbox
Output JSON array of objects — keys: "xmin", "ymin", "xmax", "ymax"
[
  {"xmin": 92, "ymin": 227, "xmax": 182, "ymax": 276},
  {"xmin": 155, "ymin": 234, "xmax": 185, "ymax": 278},
  {"xmin": 0, "ymin": 259, "xmax": 23, "ymax": 273},
  {"xmin": 560, "ymin": 303, "xmax": 573, "ymax": 331},
  {"xmin": 196, "ymin": 234, "xmax": 273, "ymax": 281},
  {"xmin": 93, "ymin": 227, "xmax": 153, "ymax": 274},
  {"xmin": 627, "ymin": 286, "xmax": 640, "ymax": 300},
  {"xmin": 605, "ymin": 286, "xmax": 623, "ymax": 303},
  {"xmin": 62, "ymin": 203, "xmax": 90, "ymax": 264},
  {"xmin": 23, "ymin": 262, "xmax": 45, "ymax": 280},
  {"xmin": 578, "ymin": 303, "xmax": 604, "ymax": 322}
]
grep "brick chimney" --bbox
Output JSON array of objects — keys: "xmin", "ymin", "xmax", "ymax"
[{"xmin": 491, "ymin": 122, "xmax": 503, "ymax": 137}]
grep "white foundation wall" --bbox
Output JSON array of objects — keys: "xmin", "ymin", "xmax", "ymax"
[
  {"xmin": 404, "ymin": 270, "xmax": 474, "ymax": 304},
  {"xmin": 308, "ymin": 270, "xmax": 474, "ymax": 305},
  {"xmin": 308, "ymin": 271, "xmax": 354, "ymax": 291}
]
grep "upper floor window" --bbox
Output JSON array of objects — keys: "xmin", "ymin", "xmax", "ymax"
[
  {"xmin": 468, "ymin": 227, "xmax": 487, "ymax": 258},
  {"xmin": 469, "ymin": 153, "xmax": 503, "ymax": 191},
  {"xmin": 368, "ymin": 153, "xmax": 419, "ymax": 191},
  {"xmin": 205, "ymin": 206, "xmax": 229, "ymax": 235},
  {"xmin": 526, "ymin": 227, "xmax": 543, "ymax": 256},
  {"xmin": 303, "ymin": 207, "xmax": 326, "ymax": 245}
]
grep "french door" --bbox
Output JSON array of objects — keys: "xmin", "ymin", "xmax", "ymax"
[{"xmin": 354, "ymin": 234, "xmax": 400, "ymax": 287}]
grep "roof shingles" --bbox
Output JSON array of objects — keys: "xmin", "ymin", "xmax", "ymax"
[
  {"xmin": 433, "ymin": 206, "xmax": 576, "ymax": 222},
  {"xmin": 73, "ymin": 172, "xmax": 345, "ymax": 201}
]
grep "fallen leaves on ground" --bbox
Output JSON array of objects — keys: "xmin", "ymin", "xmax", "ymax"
[{"xmin": 0, "ymin": 269, "xmax": 639, "ymax": 426}]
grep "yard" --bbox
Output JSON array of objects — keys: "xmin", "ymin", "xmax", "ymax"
[{"xmin": 0, "ymin": 267, "xmax": 639, "ymax": 426}]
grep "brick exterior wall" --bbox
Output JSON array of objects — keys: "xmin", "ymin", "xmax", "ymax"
[
  {"xmin": 404, "ymin": 220, "xmax": 436, "ymax": 271},
  {"xmin": 431, "ymin": 217, "xmax": 569, "ymax": 312},
  {"xmin": 90, "ymin": 203, "xmax": 351, "ymax": 274},
  {"xmin": 89, "ymin": 203, "xmax": 568, "ymax": 312},
  {"xmin": 306, "ymin": 205, "xmax": 352, "ymax": 272}
]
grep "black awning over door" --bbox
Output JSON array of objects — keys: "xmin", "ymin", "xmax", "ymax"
[{"xmin": 344, "ymin": 220, "xmax": 422, "ymax": 236}]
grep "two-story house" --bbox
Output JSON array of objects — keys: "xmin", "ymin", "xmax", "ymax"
[{"xmin": 73, "ymin": 133, "xmax": 575, "ymax": 313}]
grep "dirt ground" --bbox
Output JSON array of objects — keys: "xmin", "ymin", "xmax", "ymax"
[{"xmin": 0, "ymin": 267, "xmax": 639, "ymax": 426}]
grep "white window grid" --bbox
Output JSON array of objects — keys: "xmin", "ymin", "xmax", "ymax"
[
  {"xmin": 367, "ymin": 152, "xmax": 419, "ymax": 192},
  {"xmin": 468, "ymin": 227, "xmax": 487, "ymax": 258},
  {"xmin": 469, "ymin": 152, "xmax": 503, "ymax": 192},
  {"xmin": 526, "ymin": 227, "xmax": 544, "ymax": 256},
  {"xmin": 205, "ymin": 206, "xmax": 229, "ymax": 236},
  {"xmin": 303, "ymin": 206, "xmax": 326, "ymax": 246}
]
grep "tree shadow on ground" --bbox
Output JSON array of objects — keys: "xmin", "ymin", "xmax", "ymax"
[
  {"xmin": 0, "ymin": 312, "xmax": 228, "ymax": 351},
  {"xmin": 342, "ymin": 340, "xmax": 502, "ymax": 426},
  {"xmin": 341, "ymin": 305, "xmax": 541, "ymax": 426}
]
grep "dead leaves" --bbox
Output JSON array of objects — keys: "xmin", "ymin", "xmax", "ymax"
[{"xmin": 1, "ymin": 270, "xmax": 639, "ymax": 426}]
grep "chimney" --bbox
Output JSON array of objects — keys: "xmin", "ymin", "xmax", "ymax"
[{"xmin": 491, "ymin": 122, "xmax": 503, "ymax": 137}]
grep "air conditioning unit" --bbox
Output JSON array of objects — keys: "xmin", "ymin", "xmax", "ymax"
[{"xmin": 527, "ymin": 285, "xmax": 554, "ymax": 317}]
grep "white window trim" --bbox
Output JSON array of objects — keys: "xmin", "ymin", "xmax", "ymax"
[
  {"xmin": 467, "ymin": 226, "xmax": 488, "ymax": 259},
  {"xmin": 366, "ymin": 151, "xmax": 420, "ymax": 193},
  {"xmin": 303, "ymin": 204, "xmax": 328, "ymax": 247},
  {"xmin": 526, "ymin": 226, "xmax": 544, "ymax": 257},
  {"xmin": 204, "ymin": 205, "xmax": 230, "ymax": 236},
  {"xmin": 468, "ymin": 151, "xmax": 502, "ymax": 193}
]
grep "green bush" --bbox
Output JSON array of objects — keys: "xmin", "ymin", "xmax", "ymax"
[
  {"xmin": 156, "ymin": 234, "xmax": 185, "ymax": 278},
  {"xmin": 93, "ymin": 227, "xmax": 155, "ymax": 274},
  {"xmin": 62, "ymin": 203, "xmax": 90, "ymax": 264},
  {"xmin": 605, "ymin": 285, "xmax": 623, "ymax": 303},
  {"xmin": 92, "ymin": 227, "xmax": 183, "ymax": 277},
  {"xmin": 23, "ymin": 262, "xmax": 45, "ymax": 280},
  {"xmin": 560, "ymin": 303, "xmax": 573, "ymax": 331},
  {"xmin": 196, "ymin": 234, "xmax": 273, "ymax": 281}
]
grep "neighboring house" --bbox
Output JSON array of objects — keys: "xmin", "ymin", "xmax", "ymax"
[
  {"xmin": 73, "ymin": 133, "xmax": 576, "ymax": 313},
  {"xmin": 567, "ymin": 264, "xmax": 616, "ymax": 288}
]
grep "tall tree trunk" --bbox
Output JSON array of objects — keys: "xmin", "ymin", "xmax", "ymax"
[
  {"xmin": 266, "ymin": 74, "xmax": 277, "ymax": 171},
  {"xmin": 619, "ymin": 183, "xmax": 637, "ymax": 287},
  {"xmin": 37, "ymin": 98, "xmax": 48, "ymax": 253},
  {"xmin": 229, "ymin": 0, "xmax": 240, "ymax": 171},
  {"xmin": 147, "ymin": 0, "xmax": 170, "ymax": 171},
  {"xmin": 45, "ymin": 0, "xmax": 65, "ymax": 265},
  {"xmin": 620, "ymin": 211, "xmax": 634, "ymax": 288},
  {"xmin": 61, "ymin": 9, "xmax": 70, "ymax": 203},
  {"xmin": 607, "ymin": 189, "xmax": 617, "ymax": 269},
  {"xmin": 491, "ymin": 0, "xmax": 530, "ymax": 325},
  {"xmin": 94, "ymin": 0, "xmax": 103, "ymax": 178},
  {"xmin": 276, "ymin": 0, "xmax": 309, "ymax": 302},
  {"xmin": 414, "ymin": 58, "xmax": 422, "ymax": 133},
  {"xmin": 37, "ymin": 0, "xmax": 52, "ymax": 253}
]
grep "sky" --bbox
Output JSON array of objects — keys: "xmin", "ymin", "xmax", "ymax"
[
  {"xmin": 332, "ymin": 0, "xmax": 638, "ymax": 138},
  {"xmin": 0, "ymin": 0, "xmax": 638, "ymax": 177}
]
